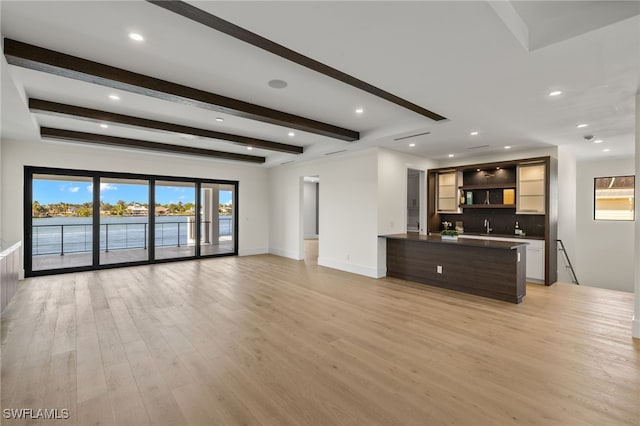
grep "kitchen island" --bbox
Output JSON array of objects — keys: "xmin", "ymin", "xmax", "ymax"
[{"xmin": 380, "ymin": 234, "xmax": 528, "ymax": 303}]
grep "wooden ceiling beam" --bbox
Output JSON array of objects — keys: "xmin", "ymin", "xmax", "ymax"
[
  {"xmin": 29, "ymin": 99, "xmax": 303, "ymax": 154},
  {"xmin": 148, "ymin": 0, "xmax": 447, "ymax": 122},
  {"xmin": 39, "ymin": 127, "xmax": 266, "ymax": 164},
  {"xmin": 4, "ymin": 38, "xmax": 359, "ymax": 141}
]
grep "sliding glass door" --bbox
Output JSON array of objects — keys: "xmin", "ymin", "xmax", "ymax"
[
  {"xmin": 154, "ymin": 180, "xmax": 196, "ymax": 260},
  {"xmin": 200, "ymin": 183, "xmax": 236, "ymax": 256},
  {"xmin": 25, "ymin": 167, "xmax": 238, "ymax": 276},
  {"xmin": 31, "ymin": 174, "xmax": 94, "ymax": 272},
  {"xmin": 99, "ymin": 178, "xmax": 150, "ymax": 265}
]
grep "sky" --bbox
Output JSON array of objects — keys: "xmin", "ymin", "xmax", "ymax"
[{"xmin": 33, "ymin": 180, "xmax": 233, "ymax": 205}]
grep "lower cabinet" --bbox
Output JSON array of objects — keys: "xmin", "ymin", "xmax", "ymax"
[
  {"xmin": 525, "ymin": 240, "xmax": 545, "ymax": 282},
  {"xmin": 458, "ymin": 235, "xmax": 544, "ymax": 282}
]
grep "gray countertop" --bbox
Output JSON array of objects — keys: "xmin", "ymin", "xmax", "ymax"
[
  {"xmin": 379, "ymin": 233, "xmax": 528, "ymax": 250},
  {"xmin": 457, "ymin": 232, "xmax": 544, "ymax": 240}
]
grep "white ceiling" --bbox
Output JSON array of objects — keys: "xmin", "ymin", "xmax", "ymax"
[{"xmin": 1, "ymin": 1, "xmax": 639, "ymax": 167}]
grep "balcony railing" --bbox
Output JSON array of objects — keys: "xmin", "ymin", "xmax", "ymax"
[{"xmin": 32, "ymin": 218, "xmax": 233, "ymax": 256}]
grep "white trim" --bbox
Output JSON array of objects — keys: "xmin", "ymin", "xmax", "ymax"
[
  {"xmin": 318, "ymin": 257, "xmax": 384, "ymax": 278},
  {"xmin": 269, "ymin": 248, "xmax": 303, "ymax": 261},
  {"xmin": 0, "ymin": 241, "xmax": 22, "ymax": 257},
  {"xmin": 632, "ymin": 317, "xmax": 640, "ymax": 339},
  {"xmin": 238, "ymin": 248, "xmax": 268, "ymax": 256}
]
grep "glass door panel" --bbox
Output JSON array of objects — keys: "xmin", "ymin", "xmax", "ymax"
[
  {"xmin": 200, "ymin": 183, "xmax": 235, "ymax": 256},
  {"xmin": 99, "ymin": 178, "xmax": 150, "ymax": 265},
  {"xmin": 155, "ymin": 181, "xmax": 196, "ymax": 260},
  {"xmin": 31, "ymin": 174, "xmax": 93, "ymax": 271}
]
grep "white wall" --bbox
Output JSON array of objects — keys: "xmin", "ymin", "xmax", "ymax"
[
  {"xmin": 377, "ymin": 149, "xmax": 438, "ymax": 275},
  {"xmin": 575, "ymin": 157, "xmax": 635, "ymax": 292},
  {"xmin": 0, "ymin": 135, "xmax": 3, "ymax": 245},
  {"xmin": 302, "ymin": 181, "xmax": 318, "ymax": 239},
  {"xmin": 268, "ymin": 148, "xmax": 380, "ymax": 277},
  {"xmin": 557, "ymin": 145, "xmax": 578, "ymax": 283},
  {"xmin": 1, "ymin": 138, "xmax": 270, "ymax": 272},
  {"xmin": 377, "ymin": 149, "xmax": 437, "ymax": 235},
  {"xmin": 269, "ymin": 148, "xmax": 438, "ymax": 278}
]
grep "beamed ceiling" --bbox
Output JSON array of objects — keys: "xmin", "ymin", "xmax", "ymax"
[{"xmin": 1, "ymin": 1, "xmax": 639, "ymax": 166}]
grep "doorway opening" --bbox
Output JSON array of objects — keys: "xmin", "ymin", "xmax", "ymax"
[
  {"xmin": 407, "ymin": 169, "xmax": 421, "ymax": 233},
  {"xmin": 302, "ymin": 176, "xmax": 319, "ymax": 264}
]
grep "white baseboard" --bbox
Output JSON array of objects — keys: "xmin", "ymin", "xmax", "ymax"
[
  {"xmin": 238, "ymin": 248, "xmax": 268, "ymax": 256},
  {"xmin": 19, "ymin": 269, "xmax": 25, "ymax": 280},
  {"xmin": 269, "ymin": 248, "xmax": 303, "ymax": 261},
  {"xmin": 318, "ymin": 257, "xmax": 384, "ymax": 278}
]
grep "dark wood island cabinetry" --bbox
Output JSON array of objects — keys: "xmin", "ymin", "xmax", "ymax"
[{"xmin": 381, "ymin": 234, "xmax": 527, "ymax": 303}]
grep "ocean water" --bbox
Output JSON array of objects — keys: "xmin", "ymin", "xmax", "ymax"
[{"xmin": 32, "ymin": 216, "xmax": 232, "ymax": 255}]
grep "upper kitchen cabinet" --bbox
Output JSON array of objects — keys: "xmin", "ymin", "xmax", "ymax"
[
  {"xmin": 517, "ymin": 163, "xmax": 546, "ymax": 214},
  {"xmin": 436, "ymin": 171, "xmax": 462, "ymax": 213}
]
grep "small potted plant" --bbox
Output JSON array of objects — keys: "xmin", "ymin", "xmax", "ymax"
[{"xmin": 440, "ymin": 229, "xmax": 459, "ymax": 241}]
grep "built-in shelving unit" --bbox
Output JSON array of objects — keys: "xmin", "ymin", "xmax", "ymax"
[
  {"xmin": 517, "ymin": 163, "xmax": 546, "ymax": 214},
  {"xmin": 436, "ymin": 170, "xmax": 462, "ymax": 213},
  {"xmin": 428, "ymin": 156, "xmax": 557, "ymax": 285}
]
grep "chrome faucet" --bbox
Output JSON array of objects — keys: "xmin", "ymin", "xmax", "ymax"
[{"xmin": 483, "ymin": 219, "xmax": 493, "ymax": 234}]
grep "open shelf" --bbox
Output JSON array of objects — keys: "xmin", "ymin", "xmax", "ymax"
[
  {"xmin": 459, "ymin": 184, "xmax": 516, "ymax": 190},
  {"xmin": 459, "ymin": 204, "xmax": 516, "ymax": 209}
]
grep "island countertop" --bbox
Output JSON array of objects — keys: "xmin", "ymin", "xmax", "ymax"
[{"xmin": 379, "ymin": 233, "xmax": 529, "ymax": 250}]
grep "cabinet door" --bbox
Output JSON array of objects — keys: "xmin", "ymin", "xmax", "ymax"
[
  {"xmin": 437, "ymin": 171, "xmax": 461, "ymax": 213},
  {"xmin": 517, "ymin": 164, "xmax": 545, "ymax": 214},
  {"xmin": 526, "ymin": 242, "xmax": 545, "ymax": 281}
]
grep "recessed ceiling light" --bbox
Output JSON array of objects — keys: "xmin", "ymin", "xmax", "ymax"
[
  {"xmin": 215, "ymin": 118, "xmax": 224, "ymax": 122},
  {"xmin": 496, "ymin": 167, "xmax": 501, "ymax": 170},
  {"xmin": 504, "ymin": 146, "xmax": 511, "ymax": 149},
  {"xmin": 268, "ymin": 79, "xmax": 288, "ymax": 89},
  {"xmin": 129, "ymin": 33, "xmax": 144, "ymax": 42},
  {"xmin": 476, "ymin": 169, "xmax": 481, "ymax": 172},
  {"xmin": 548, "ymin": 90, "xmax": 563, "ymax": 97},
  {"xmin": 108, "ymin": 94, "xmax": 120, "ymax": 101},
  {"xmin": 409, "ymin": 143, "xmax": 416, "ymax": 147},
  {"xmin": 355, "ymin": 108, "xmax": 364, "ymax": 114},
  {"xmin": 288, "ymin": 131, "xmax": 295, "ymax": 137},
  {"xmin": 593, "ymin": 139, "xmax": 603, "ymax": 144},
  {"xmin": 100, "ymin": 124, "xmax": 108, "ymax": 129},
  {"xmin": 576, "ymin": 124, "xmax": 588, "ymax": 128},
  {"xmin": 603, "ymin": 148, "xmax": 610, "ymax": 152},
  {"xmin": 448, "ymin": 154, "xmax": 454, "ymax": 158},
  {"xmin": 247, "ymin": 146, "xmax": 253, "ymax": 150},
  {"xmin": 470, "ymin": 131, "xmax": 479, "ymax": 136}
]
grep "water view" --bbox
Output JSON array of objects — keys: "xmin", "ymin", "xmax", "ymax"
[{"xmin": 32, "ymin": 216, "xmax": 233, "ymax": 256}]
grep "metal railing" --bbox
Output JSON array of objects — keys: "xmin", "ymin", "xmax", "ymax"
[
  {"xmin": 557, "ymin": 239, "xmax": 579, "ymax": 284},
  {"xmin": 32, "ymin": 218, "xmax": 233, "ymax": 256},
  {"xmin": 32, "ymin": 223, "xmax": 92, "ymax": 256}
]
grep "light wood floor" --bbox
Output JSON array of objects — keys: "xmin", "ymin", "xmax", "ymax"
[
  {"xmin": 32, "ymin": 241, "xmax": 235, "ymax": 271},
  {"xmin": 2, "ymin": 245, "xmax": 639, "ymax": 425}
]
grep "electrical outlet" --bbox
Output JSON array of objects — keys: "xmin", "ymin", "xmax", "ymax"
[{"xmin": 437, "ymin": 265, "xmax": 443, "ymax": 274}]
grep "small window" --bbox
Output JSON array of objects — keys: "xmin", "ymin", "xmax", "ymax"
[{"xmin": 594, "ymin": 176, "xmax": 635, "ymax": 221}]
